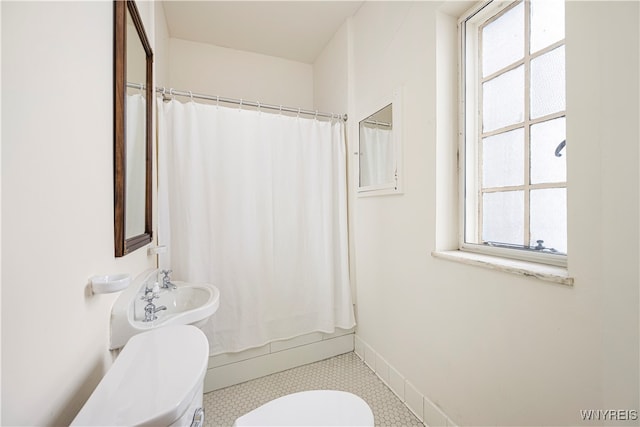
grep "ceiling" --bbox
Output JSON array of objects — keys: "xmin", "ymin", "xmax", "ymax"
[{"xmin": 162, "ymin": 1, "xmax": 364, "ymax": 64}]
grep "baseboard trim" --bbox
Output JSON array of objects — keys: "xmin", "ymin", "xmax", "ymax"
[{"xmin": 354, "ymin": 335, "xmax": 458, "ymax": 427}]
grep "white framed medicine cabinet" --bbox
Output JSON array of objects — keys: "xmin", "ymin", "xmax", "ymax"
[{"xmin": 356, "ymin": 88, "xmax": 403, "ymax": 197}]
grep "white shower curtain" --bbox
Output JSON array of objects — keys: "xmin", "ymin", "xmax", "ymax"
[
  {"xmin": 157, "ymin": 99, "xmax": 355, "ymax": 355},
  {"xmin": 360, "ymin": 124, "xmax": 394, "ymax": 187},
  {"xmin": 125, "ymin": 93, "xmax": 146, "ymax": 236}
]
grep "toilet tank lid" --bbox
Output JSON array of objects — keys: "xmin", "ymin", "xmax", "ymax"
[
  {"xmin": 234, "ymin": 390, "xmax": 374, "ymax": 426},
  {"xmin": 71, "ymin": 325, "xmax": 209, "ymax": 426}
]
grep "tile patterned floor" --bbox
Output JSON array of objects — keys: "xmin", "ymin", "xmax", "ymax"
[{"xmin": 203, "ymin": 352, "xmax": 423, "ymax": 426}]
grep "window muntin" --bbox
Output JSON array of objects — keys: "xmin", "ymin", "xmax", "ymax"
[{"xmin": 461, "ymin": 0, "xmax": 566, "ymax": 266}]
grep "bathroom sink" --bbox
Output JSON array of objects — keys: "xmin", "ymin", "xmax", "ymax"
[
  {"xmin": 110, "ymin": 269, "xmax": 220, "ymax": 349},
  {"xmin": 131, "ymin": 281, "xmax": 219, "ymax": 328}
]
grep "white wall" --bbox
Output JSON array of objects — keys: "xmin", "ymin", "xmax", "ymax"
[
  {"xmin": 156, "ymin": 3, "xmax": 170, "ymax": 88},
  {"xmin": 313, "ymin": 20, "xmax": 350, "ymax": 115},
  {"xmin": 315, "ymin": 1, "xmax": 639, "ymax": 425},
  {"xmin": 567, "ymin": 2, "xmax": 640, "ymax": 414},
  {"xmin": 1, "ymin": 2, "xmax": 159, "ymax": 425},
  {"xmin": 168, "ymin": 38, "xmax": 314, "ymax": 109}
]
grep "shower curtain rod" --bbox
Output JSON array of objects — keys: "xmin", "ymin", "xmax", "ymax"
[
  {"xmin": 154, "ymin": 86, "xmax": 348, "ymax": 122},
  {"xmin": 127, "ymin": 82, "xmax": 146, "ymax": 90},
  {"xmin": 362, "ymin": 119, "xmax": 391, "ymax": 127}
]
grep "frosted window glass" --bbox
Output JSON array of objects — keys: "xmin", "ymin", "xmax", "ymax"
[
  {"xmin": 482, "ymin": 128, "xmax": 524, "ymax": 188},
  {"xmin": 530, "ymin": 0, "xmax": 565, "ymax": 54},
  {"xmin": 530, "ymin": 46, "xmax": 565, "ymax": 119},
  {"xmin": 530, "ymin": 117, "xmax": 566, "ymax": 184},
  {"xmin": 483, "ymin": 66, "xmax": 524, "ymax": 132},
  {"xmin": 530, "ymin": 188, "xmax": 567, "ymax": 254},
  {"xmin": 482, "ymin": 2, "xmax": 524, "ymax": 77},
  {"xmin": 482, "ymin": 190, "xmax": 524, "ymax": 245}
]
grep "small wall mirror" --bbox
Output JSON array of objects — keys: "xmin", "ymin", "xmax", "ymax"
[
  {"xmin": 114, "ymin": 1, "xmax": 153, "ymax": 257},
  {"xmin": 357, "ymin": 90, "xmax": 402, "ymax": 196}
]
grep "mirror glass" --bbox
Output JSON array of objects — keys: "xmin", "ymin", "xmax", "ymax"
[
  {"xmin": 358, "ymin": 103, "xmax": 397, "ymax": 190},
  {"xmin": 114, "ymin": 0, "xmax": 153, "ymax": 257},
  {"xmin": 125, "ymin": 8, "xmax": 147, "ymax": 239}
]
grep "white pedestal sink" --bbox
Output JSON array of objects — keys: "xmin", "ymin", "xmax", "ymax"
[{"xmin": 110, "ymin": 268, "xmax": 220, "ymax": 349}]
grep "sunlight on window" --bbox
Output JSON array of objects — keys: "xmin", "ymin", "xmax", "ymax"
[
  {"xmin": 482, "ymin": 1, "xmax": 524, "ymax": 77},
  {"xmin": 462, "ymin": 0, "xmax": 567, "ymax": 263}
]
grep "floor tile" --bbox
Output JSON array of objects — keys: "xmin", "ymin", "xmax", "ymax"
[{"xmin": 203, "ymin": 352, "xmax": 423, "ymax": 426}]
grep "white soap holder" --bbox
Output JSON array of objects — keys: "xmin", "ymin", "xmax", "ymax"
[{"xmin": 91, "ymin": 274, "xmax": 131, "ymax": 294}]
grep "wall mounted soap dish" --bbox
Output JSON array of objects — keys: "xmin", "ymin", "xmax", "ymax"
[{"xmin": 91, "ymin": 274, "xmax": 131, "ymax": 294}]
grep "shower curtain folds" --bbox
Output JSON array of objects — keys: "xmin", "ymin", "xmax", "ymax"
[{"xmin": 157, "ymin": 99, "xmax": 355, "ymax": 355}]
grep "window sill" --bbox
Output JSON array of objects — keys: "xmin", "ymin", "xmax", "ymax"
[{"xmin": 431, "ymin": 250, "xmax": 574, "ymax": 286}]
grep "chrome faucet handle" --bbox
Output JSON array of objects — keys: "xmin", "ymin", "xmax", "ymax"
[
  {"xmin": 160, "ymin": 269, "xmax": 177, "ymax": 289},
  {"xmin": 143, "ymin": 302, "xmax": 167, "ymax": 322},
  {"xmin": 140, "ymin": 282, "xmax": 160, "ymax": 302}
]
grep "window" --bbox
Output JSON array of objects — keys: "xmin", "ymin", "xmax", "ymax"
[{"xmin": 460, "ymin": 0, "xmax": 566, "ymax": 266}]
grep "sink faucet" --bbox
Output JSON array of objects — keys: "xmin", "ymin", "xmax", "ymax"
[
  {"xmin": 160, "ymin": 269, "xmax": 177, "ymax": 290},
  {"xmin": 143, "ymin": 302, "xmax": 167, "ymax": 322},
  {"xmin": 140, "ymin": 281, "xmax": 167, "ymax": 322}
]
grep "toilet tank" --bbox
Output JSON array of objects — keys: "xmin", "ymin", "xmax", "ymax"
[{"xmin": 71, "ymin": 325, "xmax": 209, "ymax": 426}]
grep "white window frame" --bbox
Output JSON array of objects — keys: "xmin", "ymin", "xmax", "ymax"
[{"xmin": 458, "ymin": 0, "xmax": 567, "ymax": 268}]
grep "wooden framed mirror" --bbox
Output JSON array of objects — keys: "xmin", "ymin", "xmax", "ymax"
[{"xmin": 114, "ymin": 0, "xmax": 153, "ymax": 257}]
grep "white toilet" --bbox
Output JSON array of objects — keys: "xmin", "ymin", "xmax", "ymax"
[
  {"xmin": 234, "ymin": 390, "xmax": 374, "ymax": 426},
  {"xmin": 71, "ymin": 325, "xmax": 209, "ymax": 426},
  {"xmin": 73, "ymin": 324, "xmax": 374, "ymax": 426}
]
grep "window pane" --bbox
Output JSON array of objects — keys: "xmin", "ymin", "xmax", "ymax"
[
  {"xmin": 482, "ymin": 190, "xmax": 524, "ymax": 245},
  {"xmin": 482, "ymin": 128, "xmax": 524, "ymax": 188},
  {"xmin": 530, "ymin": 188, "xmax": 567, "ymax": 254},
  {"xmin": 483, "ymin": 65, "xmax": 524, "ymax": 132},
  {"xmin": 530, "ymin": 46, "xmax": 565, "ymax": 119},
  {"xmin": 530, "ymin": 0, "xmax": 565, "ymax": 54},
  {"xmin": 482, "ymin": 2, "xmax": 524, "ymax": 77},
  {"xmin": 530, "ymin": 117, "xmax": 566, "ymax": 184}
]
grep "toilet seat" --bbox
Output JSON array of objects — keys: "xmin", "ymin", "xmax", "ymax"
[
  {"xmin": 233, "ymin": 390, "xmax": 374, "ymax": 426},
  {"xmin": 71, "ymin": 325, "xmax": 209, "ymax": 426}
]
